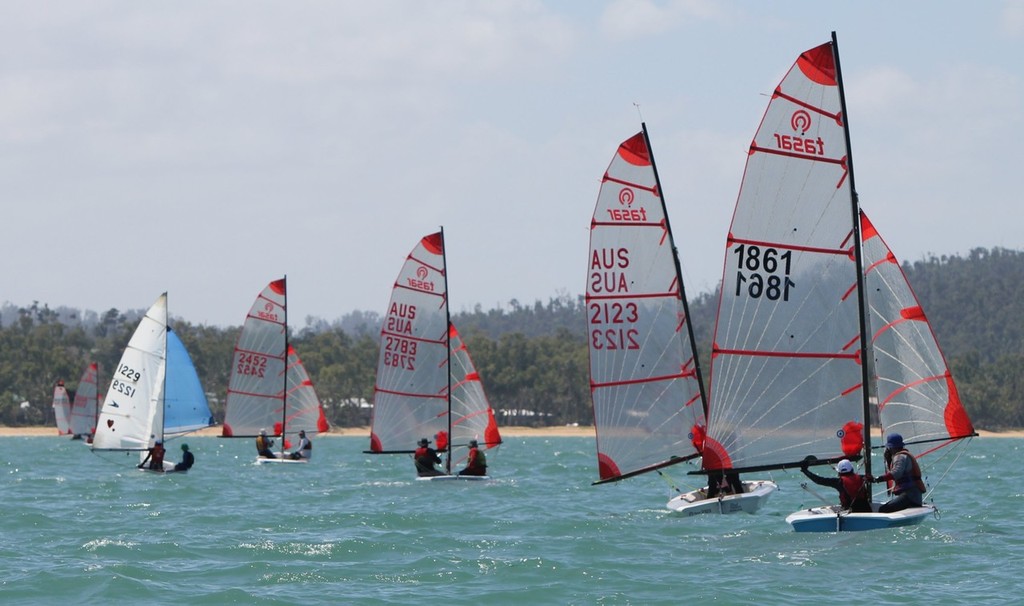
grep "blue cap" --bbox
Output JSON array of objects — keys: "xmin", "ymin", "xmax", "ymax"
[{"xmin": 885, "ymin": 433, "xmax": 904, "ymax": 449}]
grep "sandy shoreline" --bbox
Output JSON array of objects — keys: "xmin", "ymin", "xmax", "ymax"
[
  {"xmin": 2, "ymin": 425, "xmax": 1021, "ymax": 438},
  {"xmin": 0, "ymin": 425, "xmax": 596, "ymax": 438}
]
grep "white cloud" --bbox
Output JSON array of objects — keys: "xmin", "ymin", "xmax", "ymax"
[{"xmin": 599, "ymin": 0, "xmax": 725, "ymax": 39}]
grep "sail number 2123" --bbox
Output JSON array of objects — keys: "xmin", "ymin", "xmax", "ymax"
[{"xmin": 733, "ymin": 244, "xmax": 795, "ymax": 301}]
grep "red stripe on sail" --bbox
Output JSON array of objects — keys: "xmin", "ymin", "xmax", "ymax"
[
  {"xmin": 714, "ymin": 348, "xmax": 859, "ymax": 361},
  {"xmin": 591, "ymin": 370, "xmax": 695, "ymax": 391},
  {"xmin": 269, "ymin": 279, "xmax": 286, "ymax": 295}
]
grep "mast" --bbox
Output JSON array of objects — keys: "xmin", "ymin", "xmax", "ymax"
[
  {"xmin": 831, "ymin": 31, "xmax": 874, "ymax": 480},
  {"xmin": 439, "ymin": 227, "xmax": 452, "ymax": 474},
  {"xmin": 281, "ymin": 274, "xmax": 289, "ymax": 457},
  {"xmin": 161, "ymin": 297, "xmax": 169, "ymax": 446},
  {"xmin": 640, "ymin": 123, "xmax": 710, "ymax": 421}
]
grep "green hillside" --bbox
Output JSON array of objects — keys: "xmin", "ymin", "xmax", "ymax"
[{"xmin": 2, "ymin": 247, "xmax": 1021, "ymax": 430}]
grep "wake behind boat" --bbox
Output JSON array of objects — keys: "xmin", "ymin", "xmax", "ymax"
[{"xmin": 366, "ymin": 230, "xmax": 502, "ymax": 480}]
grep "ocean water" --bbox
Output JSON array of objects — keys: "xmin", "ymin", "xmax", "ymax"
[{"xmin": 1, "ymin": 435, "xmax": 1021, "ymax": 605}]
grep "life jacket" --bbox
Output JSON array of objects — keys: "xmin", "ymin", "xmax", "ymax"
[
  {"xmin": 256, "ymin": 435, "xmax": 271, "ymax": 452},
  {"xmin": 838, "ymin": 473, "xmax": 868, "ymax": 509},
  {"xmin": 892, "ymin": 449, "xmax": 927, "ymax": 493},
  {"xmin": 468, "ymin": 447, "xmax": 487, "ymax": 470}
]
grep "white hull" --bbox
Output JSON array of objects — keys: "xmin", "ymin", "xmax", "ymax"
[
  {"xmin": 786, "ymin": 503, "xmax": 935, "ymax": 532},
  {"xmin": 255, "ymin": 456, "xmax": 309, "ymax": 465},
  {"xmin": 666, "ymin": 480, "xmax": 777, "ymax": 516},
  {"xmin": 415, "ymin": 474, "xmax": 490, "ymax": 482}
]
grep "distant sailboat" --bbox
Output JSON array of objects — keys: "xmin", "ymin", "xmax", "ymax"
[
  {"xmin": 52, "ymin": 381, "xmax": 72, "ymax": 437},
  {"xmin": 221, "ymin": 278, "xmax": 330, "ymax": 464},
  {"xmin": 69, "ymin": 362, "xmax": 99, "ymax": 441},
  {"xmin": 586, "ymin": 126, "xmax": 776, "ymax": 514},
  {"xmin": 367, "ymin": 230, "xmax": 502, "ymax": 480},
  {"xmin": 91, "ymin": 293, "xmax": 215, "ymax": 472}
]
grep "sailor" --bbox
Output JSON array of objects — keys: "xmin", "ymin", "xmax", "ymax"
[
  {"xmin": 872, "ymin": 433, "xmax": 926, "ymax": 513},
  {"xmin": 414, "ymin": 438, "xmax": 444, "ymax": 476},
  {"xmin": 290, "ymin": 430, "xmax": 312, "ymax": 460},
  {"xmin": 458, "ymin": 439, "xmax": 487, "ymax": 476},
  {"xmin": 800, "ymin": 458, "xmax": 871, "ymax": 512},
  {"xmin": 139, "ymin": 440, "xmax": 166, "ymax": 471},
  {"xmin": 256, "ymin": 429, "xmax": 276, "ymax": 458},
  {"xmin": 174, "ymin": 443, "xmax": 195, "ymax": 471}
]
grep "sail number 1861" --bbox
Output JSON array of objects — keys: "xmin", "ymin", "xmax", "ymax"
[{"xmin": 733, "ymin": 244, "xmax": 795, "ymax": 301}]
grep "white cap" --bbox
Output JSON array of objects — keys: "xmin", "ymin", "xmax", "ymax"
[{"xmin": 836, "ymin": 459, "xmax": 854, "ymax": 474}]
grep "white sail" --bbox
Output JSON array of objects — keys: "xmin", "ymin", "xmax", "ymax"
[
  {"xmin": 223, "ymin": 278, "xmax": 328, "ymax": 456},
  {"xmin": 93, "ymin": 294, "xmax": 168, "ymax": 451},
  {"xmin": 861, "ymin": 212, "xmax": 974, "ymax": 454},
  {"xmin": 587, "ymin": 129, "xmax": 707, "ymax": 482},
  {"xmin": 69, "ymin": 362, "xmax": 99, "ymax": 438},
  {"xmin": 52, "ymin": 382, "xmax": 72, "ymax": 436},
  {"xmin": 448, "ymin": 323, "xmax": 501, "ymax": 454},
  {"xmin": 369, "ymin": 232, "xmax": 451, "ymax": 453},
  {"xmin": 223, "ymin": 279, "xmax": 289, "ymax": 437},
  {"xmin": 282, "ymin": 344, "xmax": 329, "ymax": 444},
  {"xmin": 704, "ymin": 41, "xmax": 867, "ymax": 472}
]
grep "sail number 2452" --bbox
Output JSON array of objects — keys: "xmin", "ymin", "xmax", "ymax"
[{"xmin": 733, "ymin": 244, "xmax": 795, "ymax": 301}]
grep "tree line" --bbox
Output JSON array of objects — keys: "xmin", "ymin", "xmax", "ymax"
[{"xmin": 2, "ymin": 247, "xmax": 1022, "ymax": 430}]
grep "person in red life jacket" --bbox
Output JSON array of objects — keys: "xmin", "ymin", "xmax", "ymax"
[
  {"xmin": 138, "ymin": 440, "xmax": 166, "ymax": 471},
  {"xmin": 871, "ymin": 433, "xmax": 926, "ymax": 513},
  {"xmin": 414, "ymin": 438, "xmax": 444, "ymax": 476},
  {"xmin": 800, "ymin": 457, "xmax": 871, "ymax": 512},
  {"xmin": 458, "ymin": 439, "xmax": 487, "ymax": 476}
]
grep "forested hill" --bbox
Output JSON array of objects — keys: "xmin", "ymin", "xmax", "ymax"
[{"xmin": 2, "ymin": 247, "xmax": 1022, "ymax": 430}]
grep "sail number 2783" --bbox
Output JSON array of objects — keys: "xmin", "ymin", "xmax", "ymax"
[{"xmin": 733, "ymin": 244, "xmax": 795, "ymax": 301}]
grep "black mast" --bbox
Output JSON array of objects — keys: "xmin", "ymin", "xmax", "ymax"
[
  {"xmin": 831, "ymin": 31, "xmax": 874, "ymax": 481},
  {"xmin": 280, "ymin": 275, "xmax": 289, "ymax": 457},
  {"xmin": 440, "ymin": 227, "xmax": 452, "ymax": 475},
  {"xmin": 641, "ymin": 123, "xmax": 711, "ymax": 423}
]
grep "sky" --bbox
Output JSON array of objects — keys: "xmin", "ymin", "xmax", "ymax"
[{"xmin": 2, "ymin": 1, "xmax": 1022, "ymax": 328}]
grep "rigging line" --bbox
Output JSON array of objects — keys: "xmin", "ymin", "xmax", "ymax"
[{"xmin": 922, "ymin": 439, "xmax": 972, "ymax": 500}]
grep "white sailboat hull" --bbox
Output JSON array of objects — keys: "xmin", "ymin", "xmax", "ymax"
[
  {"xmin": 415, "ymin": 474, "xmax": 490, "ymax": 482},
  {"xmin": 786, "ymin": 503, "xmax": 935, "ymax": 532},
  {"xmin": 254, "ymin": 457, "xmax": 309, "ymax": 465},
  {"xmin": 666, "ymin": 480, "xmax": 777, "ymax": 516}
]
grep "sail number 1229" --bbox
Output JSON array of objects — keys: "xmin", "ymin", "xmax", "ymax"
[{"xmin": 733, "ymin": 244, "xmax": 795, "ymax": 301}]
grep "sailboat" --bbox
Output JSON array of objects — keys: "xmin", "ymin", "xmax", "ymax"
[
  {"xmin": 52, "ymin": 381, "xmax": 72, "ymax": 437},
  {"xmin": 69, "ymin": 362, "xmax": 99, "ymax": 441},
  {"xmin": 586, "ymin": 126, "xmax": 776, "ymax": 514},
  {"xmin": 690, "ymin": 32, "xmax": 973, "ymax": 531},
  {"xmin": 91, "ymin": 293, "xmax": 216, "ymax": 472},
  {"xmin": 785, "ymin": 211, "xmax": 976, "ymax": 531},
  {"xmin": 221, "ymin": 278, "xmax": 330, "ymax": 464},
  {"xmin": 367, "ymin": 230, "xmax": 502, "ymax": 480}
]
